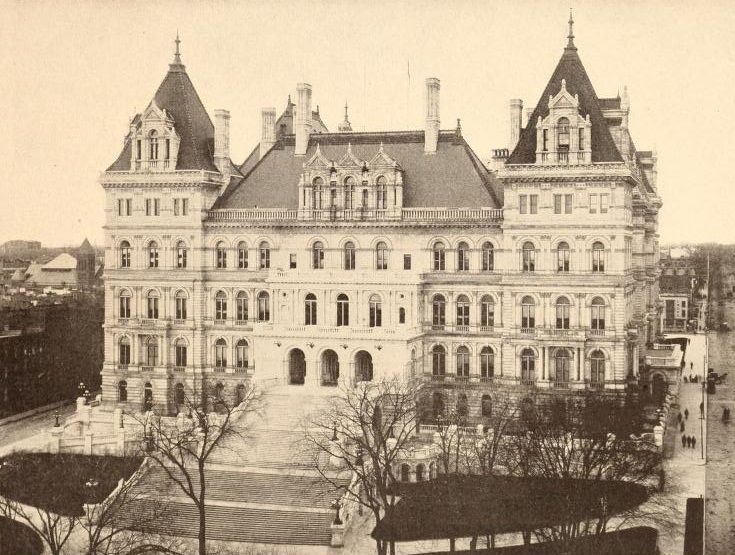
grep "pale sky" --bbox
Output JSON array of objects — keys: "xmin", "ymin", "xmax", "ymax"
[{"xmin": 1, "ymin": 0, "xmax": 733, "ymax": 247}]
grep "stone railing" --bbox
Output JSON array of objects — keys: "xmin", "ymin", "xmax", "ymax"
[{"xmin": 207, "ymin": 207, "xmax": 503, "ymax": 223}]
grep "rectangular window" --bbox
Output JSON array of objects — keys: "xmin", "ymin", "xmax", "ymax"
[
  {"xmin": 145, "ymin": 198, "xmax": 160, "ymax": 216},
  {"xmin": 173, "ymin": 199, "xmax": 179, "ymax": 216},
  {"xmin": 173, "ymin": 198, "xmax": 188, "ymax": 216},
  {"xmin": 565, "ymin": 194, "xmax": 573, "ymax": 214},
  {"xmin": 176, "ymin": 345, "xmax": 187, "ymax": 367},
  {"xmin": 145, "ymin": 198, "xmax": 151, "ymax": 216},
  {"xmin": 165, "ymin": 139, "xmax": 171, "ymax": 160},
  {"xmin": 578, "ymin": 128, "xmax": 584, "ymax": 150},
  {"xmin": 554, "ymin": 194, "xmax": 562, "ymax": 214},
  {"xmin": 117, "ymin": 199, "xmax": 132, "ymax": 216},
  {"xmin": 154, "ymin": 198, "xmax": 160, "ymax": 216},
  {"xmin": 600, "ymin": 193, "xmax": 609, "ymax": 214},
  {"xmin": 136, "ymin": 140, "xmax": 142, "ymax": 160},
  {"xmin": 519, "ymin": 194, "xmax": 528, "ymax": 214},
  {"xmin": 290, "ymin": 253, "xmax": 297, "ymax": 269},
  {"xmin": 529, "ymin": 194, "xmax": 538, "ymax": 214},
  {"xmin": 589, "ymin": 193, "xmax": 598, "ymax": 214},
  {"xmin": 176, "ymin": 297, "xmax": 187, "ymax": 320},
  {"xmin": 119, "ymin": 296, "xmax": 130, "ymax": 319},
  {"xmin": 542, "ymin": 129, "xmax": 549, "ymax": 152},
  {"xmin": 403, "ymin": 254, "xmax": 411, "ymax": 270}
]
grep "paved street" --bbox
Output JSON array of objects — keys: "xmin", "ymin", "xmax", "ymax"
[
  {"xmin": 705, "ymin": 297, "xmax": 735, "ymax": 553},
  {"xmin": 0, "ymin": 403, "xmax": 75, "ymax": 456}
]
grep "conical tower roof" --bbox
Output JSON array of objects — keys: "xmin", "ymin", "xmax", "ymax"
[{"xmin": 507, "ymin": 22, "xmax": 622, "ymax": 164}]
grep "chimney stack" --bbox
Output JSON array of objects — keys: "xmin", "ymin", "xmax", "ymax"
[
  {"xmin": 509, "ymin": 99, "xmax": 523, "ymax": 151},
  {"xmin": 260, "ymin": 108, "xmax": 277, "ymax": 159},
  {"xmin": 424, "ymin": 78, "xmax": 440, "ymax": 153},
  {"xmin": 295, "ymin": 83, "xmax": 312, "ymax": 156},
  {"xmin": 214, "ymin": 109, "xmax": 230, "ymax": 174}
]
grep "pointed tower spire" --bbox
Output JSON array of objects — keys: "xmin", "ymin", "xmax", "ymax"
[
  {"xmin": 170, "ymin": 31, "xmax": 186, "ymax": 71},
  {"xmin": 338, "ymin": 101, "xmax": 353, "ymax": 132},
  {"xmin": 566, "ymin": 9, "xmax": 576, "ymax": 50}
]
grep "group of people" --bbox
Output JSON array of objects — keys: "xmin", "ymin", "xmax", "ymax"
[
  {"xmin": 681, "ymin": 433, "xmax": 697, "ymax": 450},
  {"xmin": 683, "ymin": 374, "xmax": 700, "ymax": 383},
  {"xmin": 677, "ymin": 408, "xmax": 699, "ymax": 450}
]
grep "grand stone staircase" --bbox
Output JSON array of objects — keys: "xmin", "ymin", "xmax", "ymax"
[{"xmin": 128, "ymin": 385, "xmax": 351, "ymax": 547}]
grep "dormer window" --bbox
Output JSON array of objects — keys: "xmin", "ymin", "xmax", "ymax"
[
  {"xmin": 557, "ymin": 117, "xmax": 570, "ymax": 150},
  {"xmin": 312, "ymin": 177, "xmax": 323, "ymax": 210},
  {"xmin": 149, "ymin": 130, "xmax": 159, "ymax": 160}
]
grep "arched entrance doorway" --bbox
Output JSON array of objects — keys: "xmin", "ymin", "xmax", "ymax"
[
  {"xmin": 355, "ymin": 351, "xmax": 373, "ymax": 382},
  {"xmin": 651, "ymin": 373, "xmax": 667, "ymax": 404},
  {"xmin": 289, "ymin": 349, "xmax": 306, "ymax": 385},
  {"xmin": 321, "ymin": 349, "xmax": 339, "ymax": 386}
]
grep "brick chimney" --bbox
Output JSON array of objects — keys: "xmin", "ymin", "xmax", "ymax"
[
  {"xmin": 509, "ymin": 99, "xmax": 523, "ymax": 151},
  {"xmin": 214, "ymin": 109, "xmax": 230, "ymax": 174},
  {"xmin": 424, "ymin": 78, "xmax": 440, "ymax": 153},
  {"xmin": 260, "ymin": 107, "xmax": 277, "ymax": 159},
  {"xmin": 295, "ymin": 83, "xmax": 312, "ymax": 156}
]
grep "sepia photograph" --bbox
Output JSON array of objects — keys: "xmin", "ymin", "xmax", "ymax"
[{"xmin": 1, "ymin": 1, "xmax": 733, "ymax": 553}]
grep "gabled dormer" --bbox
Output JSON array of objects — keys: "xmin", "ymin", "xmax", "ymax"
[
  {"xmin": 535, "ymin": 79, "xmax": 592, "ymax": 165},
  {"xmin": 128, "ymin": 101, "xmax": 181, "ymax": 171}
]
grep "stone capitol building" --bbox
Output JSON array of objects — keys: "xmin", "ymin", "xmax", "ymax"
[{"xmin": 100, "ymin": 20, "xmax": 662, "ymax": 419}]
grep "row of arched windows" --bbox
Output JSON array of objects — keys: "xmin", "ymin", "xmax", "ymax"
[
  {"xmin": 117, "ymin": 380, "xmax": 248, "ymax": 411},
  {"xmin": 118, "ymin": 240, "xmax": 272, "ymax": 270},
  {"xmin": 118, "ymin": 336, "xmax": 250, "ymax": 369},
  {"xmin": 309, "ymin": 175, "xmax": 391, "ymax": 210},
  {"xmin": 521, "ymin": 241, "xmax": 605, "ymax": 273}
]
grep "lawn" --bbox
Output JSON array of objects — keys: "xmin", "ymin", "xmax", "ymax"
[
  {"xmin": 0, "ymin": 515, "xmax": 44, "ymax": 555},
  {"xmin": 373, "ymin": 474, "xmax": 649, "ymax": 542},
  {"xmin": 0, "ymin": 452, "xmax": 142, "ymax": 516}
]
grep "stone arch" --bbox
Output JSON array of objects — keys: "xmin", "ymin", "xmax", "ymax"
[
  {"xmin": 321, "ymin": 348, "xmax": 340, "ymax": 386},
  {"xmin": 288, "ymin": 348, "xmax": 306, "ymax": 385},
  {"xmin": 354, "ymin": 350, "xmax": 373, "ymax": 382}
]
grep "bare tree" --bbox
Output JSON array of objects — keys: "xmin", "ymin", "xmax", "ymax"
[
  {"xmin": 302, "ymin": 376, "xmax": 423, "ymax": 555},
  {"xmin": 0, "ymin": 494, "xmax": 76, "ymax": 555},
  {"xmin": 137, "ymin": 381, "xmax": 262, "ymax": 555}
]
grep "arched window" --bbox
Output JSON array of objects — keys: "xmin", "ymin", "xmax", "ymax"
[
  {"xmin": 555, "ymin": 296, "xmax": 571, "ymax": 329},
  {"xmin": 482, "ymin": 242, "xmax": 494, "ymax": 272},
  {"xmin": 376, "ymin": 176, "xmax": 387, "ymax": 209},
  {"xmin": 118, "ymin": 381, "xmax": 128, "ymax": 402},
  {"xmin": 312, "ymin": 177, "xmax": 324, "ymax": 210},
  {"xmin": 456, "ymin": 295, "xmax": 470, "ymax": 327},
  {"xmin": 433, "ymin": 241, "xmax": 446, "ymax": 271},
  {"xmin": 312, "ymin": 241, "xmax": 324, "ymax": 269},
  {"xmin": 119, "ymin": 337, "xmax": 131, "ymax": 365},
  {"xmin": 146, "ymin": 290, "xmax": 159, "ymax": 319},
  {"xmin": 520, "ymin": 348, "xmax": 536, "ymax": 383},
  {"xmin": 457, "ymin": 242, "xmax": 470, "ymax": 271},
  {"xmin": 175, "ymin": 290, "xmax": 187, "ymax": 320},
  {"xmin": 369, "ymin": 294, "xmax": 382, "ymax": 327},
  {"xmin": 592, "ymin": 241, "xmax": 605, "ymax": 273},
  {"xmin": 481, "ymin": 394, "xmax": 492, "ymax": 417},
  {"xmin": 554, "ymin": 348, "xmax": 572, "ymax": 385},
  {"xmin": 237, "ymin": 242, "xmax": 248, "ymax": 269},
  {"xmin": 214, "ymin": 383, "xmax": 225, "ymax": 412},
  {"xmin": 456, "ymin": 346, "xmax": 470, "ymax": 378},
  {"xmin": 149, "ymin": 130, "xmax": 159, "ymax": 160},
  {"xmin": 305, "ymin": 293, "xmax": 318, "ymax": 325},
  {"xmin": 343, "ymin": 241, "xmax": 355, "ymax": 270},
  {"xmin": 176, "ymin": 241, "xmax": 188, "ymax": 269},
  {"xmin": 148, "ymin": 241, "xmax": 159, "ymax": 268},
  {"xmin": 236, "ymin": 339, "xmax": 249, "ymax": 369},
  {"xmin": 216, "ymin": 241, "xmax": 227, "ymax": 269},
  {"xmin": 215, "ymin": 291, "xmax": 228, "ymax": 321},
  {"xmin": 175, "ymin": 338, "xmax": 187, "ymax": 367},
  {"xmin": 591, "ymin": 297, "xmax": 605, "ymax": 330},
  {"xmin": 257, "ymin": 291, "xmax": 270, "ymax": 321},
  {"xmin": 336, "ymin": 294, "xmax": 349, "ymax": 327},
  {"xmin": 557, "ymin": 117, "xmax": 570, "ymax": 150},
  {"xmin": 401, "ymin": 463, "xmax": 410, "ymax": 482},
  {"xmin": 457, "ymin": 393, "xmax": 469, "ymax": 419},
  {"xmin": 432, "ymin": 345, "xmax": 446, "ymax": 376},
  {"xmin": 235, "ymin": 384, "xmax": 246, "ymax": 405},
  {"xmin": 432, "ymin": 294, "xmax": 446, "ymax": 328},
  {"xmin": 119, "ymin": 290, "xmax": 131, "ymax": 319},
  {"xmin": 480, "ymin": 346, "xmax": 494, "ymax": 379},
  {"xmin": 175, "ymin": 383, "xmax": 185, "ymax": 406},
  {"xmin": 120, "ymin": 241, "xmax": 131, "ymax": 268},
  {"xmin": 398, "ymin": 307, "xmax": 406, "ymax": 324},
  {"xmin": 521, "ymin": 296, "xmax": 535, "ymax": 329},
  {"xmin": 236, "ymin": 291, "xmax": 248, "ymax": 322},
  {"xmin": 556, "ymin": 241, "xmax": 570, "ymax": 273},
  {"xmin": 480, "ymin": 295, "xmax": 494, "ymax": 328},
  {"xmin": 146, "ymin": 337, "xmax": 158, "ymax": 366},
  {"xmin": 416, "ymin": 463, "xmax": 426, "ymax": 482},
  {"xmin": 375, "ymin": 241, "xmax": 388, "ymax": 270},
  {"xmin": 214, "ymin": 338, "xmax": 227, "ymax": 368},
  {"xmin": 431, "ymin": 391, "xmax": 444, "ymax": 419},
  {"xmin": 590, "ymin": 350, "xmax": 605, "ymax": 388},
  {"xmin": 259, "ymin": 242, "xmax": 270, "ymax": 269},
  {"xmin": 343, "ymin": 176, "xmax": 355, "ymax": 210},
  {"xmin": 522, "ymin": 242, "xmax": 535, "ymax": 272}
]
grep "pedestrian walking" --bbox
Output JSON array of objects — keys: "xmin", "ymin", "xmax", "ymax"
[
  {"xmin": 678, "ymin": 412, "xmax": 683, "ymax": 423},
  {"xmin": 682, "ymin": 434, "xmax": 686, "ymax": 448},
  {"xmin": 692, "ymin": 436, "xmax": 697, "ymax": 450},
  {"xmin": 680, "ymin": 421, "xmax": 685, "ymax": 433},
  {"xmin": 685, "ymin": 408, "xmax": 689, "ymax": 420},
  {"xmin": 700, "ymin": 402, "xmax": 704, "ymax": 417},
  {"xmin": 686, "ymin": 436, "xmax": 692, "ymax": 448},
  {"xmin": 684, "ymin": 376, "xmax": 689, "ymax": 383},
  {"xmin": 691, "ymin": 361, "xmax": 694, "ymax": 371}
]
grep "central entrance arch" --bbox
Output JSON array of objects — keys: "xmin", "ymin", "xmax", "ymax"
[
  {"xmin": 355, "ymin": 350, "xmax": 373, "ymax": 382},
  {"xmin": 289, "ymin": 349, "xmax": 306, "ymax": 385},
  {"xmin": 321, "ymin": 349, "xmax": 339, "ymax": 386}
]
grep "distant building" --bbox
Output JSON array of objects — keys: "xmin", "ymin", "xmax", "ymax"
[
  {"xmin": 0, "ymin": 240, "xmax": 42, "ymax": 257},
  {"xmin": 659, "ymin": 275, "xmax": 694, "ymax": 333},
  {"xmin": 19, "ymin": 239, "xmax": 100, "ymax": 291}
]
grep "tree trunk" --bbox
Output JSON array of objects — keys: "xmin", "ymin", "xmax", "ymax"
[
  {"xmin": 198, "ymin": 462, "xmax": 207, "ymax": 555},
  {"xmin": 375, "ymin": 539, "xmax": 387, "ymax": 555},
  {"xmin": 450, "ymin": 537, "xmax": 456, "ymax": 551}
]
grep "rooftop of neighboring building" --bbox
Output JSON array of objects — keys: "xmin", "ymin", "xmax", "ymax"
[{"xmin": 660, "ymin": 274, "xmax": 693, "ymax": 295}]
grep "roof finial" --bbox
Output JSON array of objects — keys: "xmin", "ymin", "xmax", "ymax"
[
  {"xmin": 566, "ymin": 9, "xmax": 576, "ymax": 49},
  {"xmin": 174, "ymin": 31, "xmax": 182, "ymax": 64}
]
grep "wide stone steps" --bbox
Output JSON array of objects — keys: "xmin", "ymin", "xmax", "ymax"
[{"xmin": 124, "ymin": 499, "xmax": 334, "ymax": 546}]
